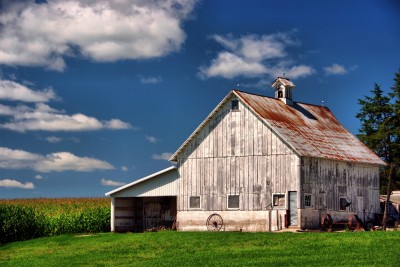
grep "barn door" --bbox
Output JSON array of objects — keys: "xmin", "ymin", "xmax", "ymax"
[{"xmin": 288, "ymin": 191, "xmax": 298, "ymax": 226}]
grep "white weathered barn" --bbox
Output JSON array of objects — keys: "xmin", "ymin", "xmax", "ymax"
[{"xmin": 106, "ymin": 77, "xmax": 386, "ymax": 232}]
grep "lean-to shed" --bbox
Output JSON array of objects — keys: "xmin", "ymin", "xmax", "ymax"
[
  {"xmin": 107, "ymin": 77, "xmax": 386, "ymax": 232},
  {"xmin": 106, "ymin": 166, "xmax": 178, "ymax": 232}
]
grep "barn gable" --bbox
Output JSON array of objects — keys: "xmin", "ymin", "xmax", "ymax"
[{"xmin": 172, "ymin": 89, "xmax": 300, "ymax": 231}]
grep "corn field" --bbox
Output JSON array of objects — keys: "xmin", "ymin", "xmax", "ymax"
[{"xmin": 0, "ymin": 198, "xmax": 110, "ymax": 244}]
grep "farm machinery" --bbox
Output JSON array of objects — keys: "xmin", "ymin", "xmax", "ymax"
[{"xmin": 321, "ymin": 212, "xmax": 398, "ymax": 231}]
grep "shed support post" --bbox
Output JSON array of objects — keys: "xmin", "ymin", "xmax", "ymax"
[{"xmin": 110, "ymin": 197, "xmax": 115, "ymax": 232}]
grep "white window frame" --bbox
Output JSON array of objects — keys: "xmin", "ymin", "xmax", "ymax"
[
  {"xmin": 272, "ymin": 193, "xmax": 286, "ymax": 209},
  {"xmin": 227, "ymin": 195, "xmax": 240, "ymax": 210},
  {"xmin": 189, "ymin": 196, "xmax": 201, "ymax": 209},
  {"xmin": 304, "ymin": 193, "xmax": 312, "ymax": 208}
]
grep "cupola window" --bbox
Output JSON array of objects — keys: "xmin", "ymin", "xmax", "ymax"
[{"xmin": 271, "ymin": 77, "xmax": 295, "ymax": 106}]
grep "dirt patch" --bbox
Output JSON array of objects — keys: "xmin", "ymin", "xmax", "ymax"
[{"xmin": 74, "ymin": 234, "xmax": 98, "ymax": 237}]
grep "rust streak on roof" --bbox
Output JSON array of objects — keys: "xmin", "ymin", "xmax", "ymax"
[{"xmin": 234, "ymin": 90, "xmax": 386, "ymax": 165}]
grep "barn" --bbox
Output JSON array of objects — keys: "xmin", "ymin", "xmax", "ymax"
[{"xmin": 106, "ymin": 77, "xmax": 386, "ymax": 232}]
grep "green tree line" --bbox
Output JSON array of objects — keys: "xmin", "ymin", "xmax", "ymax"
[{"xmin": 357, "ymin": 69, "xmax": 400, "ymax": 193}]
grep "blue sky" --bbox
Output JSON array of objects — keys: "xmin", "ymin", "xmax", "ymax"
[{"xmin": 0, "ymin": 0, "xmax": 399, "ymax": 199}]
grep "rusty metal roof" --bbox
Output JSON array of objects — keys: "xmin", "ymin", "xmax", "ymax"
[
  {"xmin": 234, "ymin": 90, "xmax": 386, "ymax": 165},
  {"xmin": 170, "ymin": 90, "xmax": 385, "ymax": 165}
]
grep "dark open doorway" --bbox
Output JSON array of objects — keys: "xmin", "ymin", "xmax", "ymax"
[{"xmin": 114, "ymin": 196, "xmax": 176, "ymax": 232}]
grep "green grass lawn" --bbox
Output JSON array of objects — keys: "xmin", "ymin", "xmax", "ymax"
[{"xmin": 1, "ymin": 231, "xmax": 399, "ymax": 266}]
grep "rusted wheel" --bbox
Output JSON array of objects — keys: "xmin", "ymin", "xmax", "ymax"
[
  {"xmin": 365, "ymin": 221, "xmax": 374, "ymax": 231},
  {"xmin": 206, "ymin": 213, "xmax": 223, "ymax": 231},
  {"xmin": 321, "ymin": 214, "xmax": 333, "ymax": 232},
  {"xmin": 348, "ymin": 214, "xmax": 363, "ymax": 231}
]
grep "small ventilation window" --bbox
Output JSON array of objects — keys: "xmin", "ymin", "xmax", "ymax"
[
  {"xmin": 189, "ymin": 196, "xmax": 200, "ymax": 209},
  {"xmin": 227, "ymin": 195, "xmax": 240, "ymax": 209},
  {"xmin": 304, "ymin": 194, "xmax": 312, "ymax": 208},
  {"xmin": 231, "ymin": 99, "xmax": 239, "ymax": 111},
  {"xmin": 273, "ymin": 194, "xmax": 285, "ymax": 208}
]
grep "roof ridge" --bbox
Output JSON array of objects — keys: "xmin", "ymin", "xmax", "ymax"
[{"xmin": 233, "ymin": 89, "xmax": 328, "ymax": 109}]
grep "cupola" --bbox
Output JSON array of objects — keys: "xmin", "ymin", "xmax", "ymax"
[{"xmin": 271, "ymin": 77, "xmax": 295, "ymax": 105}]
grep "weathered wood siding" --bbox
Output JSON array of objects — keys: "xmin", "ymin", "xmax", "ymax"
[
  {"xmin": 300, "ymin": 157, "xmax": 380, "ymax": 227},
  {"xmin": 176, "ymin": 96, "xmax": 299, "ymax": 213}
]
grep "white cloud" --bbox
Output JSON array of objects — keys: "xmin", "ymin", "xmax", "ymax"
[
  {"xmin": 0, "ymin": 147, "xmax": 114, "ymax": 172},
  {"xmin": 44, "ymin": 136, "xmax": 80, "ymax": 143},
  {"xmin": 105, "ymin": 119, "xmax": 133, "ymax": 130},
  {"xmin": 199, "ymin": 52, "xmax": 267, "ymax": 79},
  {"xmin": 0, "ymin": 108, "xmax": 111, "ymax": 132},
  {"xmin": 121, "ymin": 166, "xmax": 129, "ymax": 171},
  {"xmin": 35, "ymin": 175, "xmax": 44, "ymax": 180},
  {"xmin": 46, "ymin": 136, "xmax": 62, "ymax": 143},
  {"xmin": 0, "ymin": 80, "xmax": 56, "ymax": 102},
  {"xmin": 146, "ymin": 135, "xmax": 159, "ymax": 143},
  {"xmin": 199, "ymin": 32, "xmax": 314, "ymax": 80},
  {"xmin": 101, "ymin": 178, "xmax": 125, "ymax": 187},
  {"xmin": 0, "ymin": 179, "xmax": 35, "ymax": 189},
  {"xmin": 266, "ymin": 64, "xmax": 315, "ymax": 79},
  {"xmin": 152, "ymin": 152, "xmax": 173, "ymax": 161},
  {"xmin": 323, "ymin": 63, "xmax": 348, "ymax": 75},
  {"xmin": 0, "ymin": 79, "xmax": 132, "ymax": 132},
  {"xmin": 285, "ymin": 65, "xmax": 315, "ymax": 78},
  {"xmin": 0, "ymin": 0, "xmax": 197, "ymax": 70},
  {"xmin": 36, "ymin": 152, "xmax": 115, "ymax": 172},
  {"xmin": 139, "ymin": 76, "xmax": 163, "ymax": 84},
  {"xmin": 0, "ymin": 99, "xmax": 132, "ymax": 133}
]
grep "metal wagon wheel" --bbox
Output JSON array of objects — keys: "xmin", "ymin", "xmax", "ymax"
[{"xmin": 206, "ymin": 213, "xmax": 223, "ymax": 231}]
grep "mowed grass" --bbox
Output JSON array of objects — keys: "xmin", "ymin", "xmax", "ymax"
[{"xmin": 1, "ymin": 231, "xmax": 400, "ymax": 266}]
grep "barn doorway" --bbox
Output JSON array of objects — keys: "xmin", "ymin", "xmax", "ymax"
[
  {"xmin": 113, "ymin": 196, "xmax": 177, "ymax": 232},
  {"xmin": 288, "ymin": 191, "xmax": 298, "ymax": 226},
  {"xmin": 143, "ymin": 196, "xmax": 177, "ymax": 230}
]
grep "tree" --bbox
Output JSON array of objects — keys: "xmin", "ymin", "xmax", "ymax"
[
  {"xmin": 356, "ymin": 69, "xmax": 400, "ymax": 193},
  {"xmin": 388, "ymin": 70, "xmax": 400, "ymax": 165}
]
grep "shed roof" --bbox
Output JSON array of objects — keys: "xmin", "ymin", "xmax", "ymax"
[
  {"xmin": 380, "ymin": 191, "xmax": 400, "ymax": 205},
  {"xmin": 105, "ymin": 166, "xmax": 178, "ymax": 197},
  {"xmin": 171, "ymin": 90, "xmax": 385, "ymax": 166}
]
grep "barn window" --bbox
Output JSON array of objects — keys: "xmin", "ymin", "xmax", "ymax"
[
  {"xmin": 339, "ymin": 197, "xmax": 351, "ymax": 211},
  {"xmin": 227, "ymin": 195, "xmax": 240, "ymax": 209},
  {"xmin": 273, "ymin": 194, "xmax": 285, "ymax": 208},
  {"xmin": 231, "ymin": 99, "xmax": 239, "ymax": 111},
  {"xmin": 304, "ymin": 194, "xmax": 312, "ymax": 208},
  {"xmin": 189, "ymin": 196, "xmax": 200, "ymax": 209}
]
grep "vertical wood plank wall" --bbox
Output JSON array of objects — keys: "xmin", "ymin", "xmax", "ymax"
[
  {"xmin": 177, "ymin": 96, "xmax": 299, "ymax": 212},
  {"xmin": 300, "ymin": 157, "xmax": 380, "ymax": 218}
]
